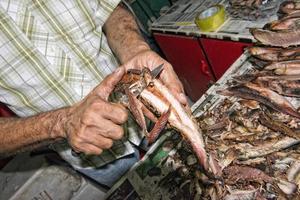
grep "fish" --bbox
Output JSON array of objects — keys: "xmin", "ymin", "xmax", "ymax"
[
  {"xmin": 224, "ymin": 189, "xmax": 258, "ymax": 200},
  {"xmin": 279, "ymin": 1, "xmax": 300, "ymax": 14},
  {"xmin": 236, "ymin": 137, "xmax": 300, "ymax": 160},
  {"xmin": 268, "ymin": 17, "xmax": 300, "ymax": 31},
  {"xmin": 254, "ymin": 76, "xmax": 300, "ymax": 97},
  {"xmin": 247, "ymin": 46, "xmax": 281, "ymax": 56},
  {"xmin": 280, "ymin": 46, "xmax": 300, "ymax": 57},
  {"xmin": 264, "ymin": 60, "xmax": 300, "ymax": 70},
  {"xmin": 115, "ymin": 67, "xmax": 209, "ymax": 170},
  {"xmin": 258, "ymin": 112, "xmax": 300, "ymax": 139},
  {"xmin": 224, "ymin": 165, "xmax": 297, "ymax": 195},
  {"xmin": 281, "ymin": 10, "xmax": 300, "ymax": 20},
  {"xmin": 255, "ymin": 74, "xmax": 300, "ymax": 81},
  {"xmin": 249, "ymin": 46, "xmax": 300, "ymax": 61},
  {"xmin": 287, "ymin": 161, "xmax": 300, "ymax": 188},
  {"xmin": 218, "ymin": 83, "xmax": 300, "ymax": 119},
  {"xmin": 250, "ymin": 28, "xmax": 300, "ymax": 47},
  {"xmin": 140, "ymin": 77, "xmax": 209, "ymax": 170},
  {"xmin": 223, "ymin": 165, "xmax": 273, "ymax": 183}
]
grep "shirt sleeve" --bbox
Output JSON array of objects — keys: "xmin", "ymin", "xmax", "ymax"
[{"xmin": 87, "ymin": 0, "xmax": 122, "ymax": 29}]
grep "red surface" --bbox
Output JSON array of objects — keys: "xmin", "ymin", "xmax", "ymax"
[
  {"xmin": 0, "ymin": 103, "xmax": 15, "ymax": 117},
  {"xmin": 154, "ymin": 33, "xmax": 214, "ymax": 102},
  {"xmin": 200, "ymin": 38, "xmax": 252, "ymax": 79}
]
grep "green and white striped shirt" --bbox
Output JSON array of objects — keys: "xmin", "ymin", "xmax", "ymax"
[{"xmin": 0, "ymin": 0, "xmax": 143, "ymax": 169}]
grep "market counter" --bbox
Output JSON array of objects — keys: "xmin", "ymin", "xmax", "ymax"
[{"xmin": 150, "ymin": 0, "xmax": 282, "ymax": 101}]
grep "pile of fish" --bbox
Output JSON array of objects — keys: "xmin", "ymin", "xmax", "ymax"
[
  {"xmin": 226, "ymin": 0, "xmax": 280, "ymax": 21},
  {"xmin": 252, "ymin": 1, "xmax": 300, "ymax": 47},
  {"xmin": 190, "ymin": 1, "xmax": 300, "ymax": 199}
]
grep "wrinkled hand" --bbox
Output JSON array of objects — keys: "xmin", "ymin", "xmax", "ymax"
[
  {"xmin": 64, "ymin": 67, "xmax": 128, "ymax": 155},
  {"xmin": 122, "ymin": 50, "xmax": 188, "ymax": 105}
]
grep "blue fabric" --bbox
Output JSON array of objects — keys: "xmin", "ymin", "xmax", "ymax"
[{"xmin": 76, "ymin": 148, "xmax": 140, "ymax": 187}]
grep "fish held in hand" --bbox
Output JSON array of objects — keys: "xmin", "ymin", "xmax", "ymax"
[{"xmin": 115, "ymin": 67, "xmax": 209, "ymax": 170}]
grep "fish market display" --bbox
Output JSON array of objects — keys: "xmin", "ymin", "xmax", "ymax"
[
  {"xmin": 200, "ymin": 1, "xmax": 300, "ymax": 198},
  {"xmin": 227, "ymin": 0, "xmax": 279, "ymax": 21}
]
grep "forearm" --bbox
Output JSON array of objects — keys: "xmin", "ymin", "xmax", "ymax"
[
  {"xmin": 103, "ymin": 5, "xmax": 150, "ymax": 64},
  {"xmin": 0, "ymin": 108, "xmax": 68, "ymax": 156}
]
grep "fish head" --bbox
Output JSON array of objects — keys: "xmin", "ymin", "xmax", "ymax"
[{"xmin": 113, "ymin": 65, "xmax": 163, "ymax": 104}]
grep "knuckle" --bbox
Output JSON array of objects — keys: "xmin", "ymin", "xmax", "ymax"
[
  {"xmin": 91, "ymin": 99, "xmax": 104, "ymax": 108},
  {"xmin": 82, "ymin": 113, "xmax": 93, "ymax": 125},
  {"xmin": 77, "ymin": 133, "xmax": 86, "ymax": 142}
]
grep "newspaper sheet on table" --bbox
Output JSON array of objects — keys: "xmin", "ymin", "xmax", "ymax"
[{"xmin": 151, "ymin": 0, "xmax": 285, "ymax": 41}]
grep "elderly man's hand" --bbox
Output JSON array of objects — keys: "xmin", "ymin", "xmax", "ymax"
[
  {"xmin": 63, "ymin": 67, "xmax": 128, "ymax": 155},
  {"xmin": 122, "ymin": 50, "xmax": 188, "ymax": 106}
]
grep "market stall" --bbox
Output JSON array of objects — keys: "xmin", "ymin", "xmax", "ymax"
[{"xmin": 105, "ymin": 1, "xmax": 300, "ymax": 199}]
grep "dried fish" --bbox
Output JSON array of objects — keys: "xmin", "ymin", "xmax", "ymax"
[
  {"xmin": 116, "ymin": 68, "xmax": 209, "ymax": 170},
  {"xmin": 224, "ymin": 189, "xmax": 258, "ymax": 200},
  {"xmin": 268, "ymin": 17, "xmax": 300, "ymax": 31},
  {"xmin": 277, "ymin": 179, "xmax": 298, "ymax": 195},
  {"xmin": 237, "ymin": 137, "xmax": 300, "ymax": 160},
  {"xmin": 248, "ymin": 46, "xmax": 281, "ymax": 55},
  {"xmin": 279, "ymin": 1, "xmax": 300, "ymax": 14},
  {"xmin": 264, "ymin": 60, "xmax": 300, "ymax": 70},
  {"xmin": 218, "ymin": 83, "xmax": 300, "ymax": 119},
  {"xmin": 224, "ymin": 165, "xmax": 273, "ymax": 183},
  {"xmin": 274, "ymin": 67, "xmax": 300, "ymax": 75},
  {"xmin": 248, "ymin": 46, "xmax": 300, "ymax": 59},
  {"xmin": 255, "ymin": 76, "xmax": 300, "ymax": 97},
  {"xmin": 287, "ymin": 161, "xmax": 300, "ymax": 184},
  {"xmin": 250, "ymin": 28, "xmax": 300, "ymax": 47},
  {"xmin": 281, "ymin": 10, "xmax": 300, "ymax": 19},
  {"xmin": 259, "ymin": 112, "xmax": 300, "ymax": 139}
]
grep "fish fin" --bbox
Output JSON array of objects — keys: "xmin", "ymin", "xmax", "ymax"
[
  {"xmin": 147, "ymin": 106, "xmax": 171, "ymax": 144},
  {"xmin": 141, "ymin": 105, "xmax": 158, "ymax": 123},
  {"xmin": 125, "ymin": 88, "xmax": 147, "ymax": 131}
]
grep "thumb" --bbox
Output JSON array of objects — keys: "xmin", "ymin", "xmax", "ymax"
[{"xmin": 94, "ymin": 67, "xmax": 125, "ymax": 100}]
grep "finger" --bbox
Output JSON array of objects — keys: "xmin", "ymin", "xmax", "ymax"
[
  {"xmin": 90, "ymin": 120, "xmax": 124, "ymax": 140},
  {"xmin": 163, "ymin": 65, "xmax": 184, "ymax": 92},
  {"xmin": 83, "ymin": 130, "xmax": 115, "ymax": 149},
  {"xmin": 102, "ymin": 102, "xmax": 128, "ymax": 124},
  {"xmin": 161, "ymin": 64, "xmax": 188, "ymax": 105},
  {"xmin": 77, "ymin": 143, "xmax": 103, "ymax": 155},
  {"xmin": 175, "ymin": 92, "xmax": 188, "ymax": 106},
  {"xmin": 94, "ymin": 67, "xmax": 125, "ymax": 100},
  {"xmin": 85, "ymin": 101, "xmax": 128, "ymax": 125}
]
